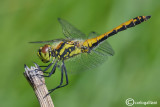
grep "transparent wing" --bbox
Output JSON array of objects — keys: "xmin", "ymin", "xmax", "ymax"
[
  {"xmin": 65, "ymin": 50, "xmax": 109, "ymax": 74},
  {"xmin": 58, "ymin": 18, "xmax": 87, "ymax": 39},
  {"xmin": 30, "ymin": 19, "xmax": 86, "ymax": 44},
  {"xmin": 29, "ymin": 38, "xmax": 68, "ymax": 44},
  {"xmin": 65, "ymin": 32, "xmax": 114, "ymax": 74}
]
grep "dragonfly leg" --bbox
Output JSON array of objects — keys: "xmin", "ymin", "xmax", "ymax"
[
  {"xmin": 44, "ymin": 62, "xmax": 64, "ymax": 97},
  {"xmin": 43, "ymin": 61, "xmax": 69, "ymax": 98},
  {"xmin": 39, "ymin": 65, "xmax": 48, "ymax": 67},
  {"xmin": 37, "ymin": 62, "xmax": 54, "ymax": 74},
  {"xmin": 43, "ymin": 62, "xmax": 54, "ymax": 72},
  {"xmin": 42, "ymin": 61, "xmax": 57, "ymax": 77},
  {"xmin": 39, "ymin": 59, "xmax": 56, "ymax": 73},
  {"xmin": 58, "ymin": 61, "xmax": 68, "ymax": 88},
  {"xmin": 46, "ymin": 61, "xmax": 67, "ymax": 94}
]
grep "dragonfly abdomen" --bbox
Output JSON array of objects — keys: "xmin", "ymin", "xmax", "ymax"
[{"xmin": 83, "ymin": 16, "xmax": 151, "ymax": 49}]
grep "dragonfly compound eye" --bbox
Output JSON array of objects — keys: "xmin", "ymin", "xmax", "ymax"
[{"xmin": 37, "ymin": 45, "xmax": 52, "ymax": 63}]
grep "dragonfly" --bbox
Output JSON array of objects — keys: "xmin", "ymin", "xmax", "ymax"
[{"xmin": 30, "ymin": 16, "xmax": 151, "ymax": 96}]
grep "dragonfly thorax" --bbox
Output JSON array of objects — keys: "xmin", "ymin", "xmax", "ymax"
[{"xmin": 38, "ymin": 44, "xmax": 53, "ymax": 63}]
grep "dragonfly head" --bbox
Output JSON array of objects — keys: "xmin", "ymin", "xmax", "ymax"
[{"xmin": 38, "ymin": 44, "xmax": 52, "ymax": 63}]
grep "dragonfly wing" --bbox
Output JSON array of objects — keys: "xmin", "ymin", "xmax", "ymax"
[
  {"xmin": 94, "ymin": 41, "xmax": 115, "ymax": 56},
  {"xmin": 65, "ymin": 50, "xmax": 109, "ymax": 74},
  {"xmin": 29, "ymin": 38, "xmax": 68, "ymax": 44},
  {"xmin": 58, "ymin": 18, "xmax": 86, "ymax": 39},
  {"xmin": 65, "ymin": 32, "xmax": 114, "ymax": 74}
]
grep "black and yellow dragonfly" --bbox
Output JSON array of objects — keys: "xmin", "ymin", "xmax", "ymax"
[{"xmin": 30, "ymin": 16, "xmax": 151, "ymax": 96}]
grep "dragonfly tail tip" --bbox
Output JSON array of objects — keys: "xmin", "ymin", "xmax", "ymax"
[{"xmin": 146, "ymin": 15, "xmax": 151, "ymax": 20}]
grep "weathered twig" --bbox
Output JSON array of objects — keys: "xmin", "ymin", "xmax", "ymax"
[{"xmin": 24, "ymin": 63, "xmax": 54, "ymax": 107}]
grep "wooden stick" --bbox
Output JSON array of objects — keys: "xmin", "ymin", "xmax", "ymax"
[{"xmin": 24, "ymin": 63, "xmax": 54, "ymax": 107}]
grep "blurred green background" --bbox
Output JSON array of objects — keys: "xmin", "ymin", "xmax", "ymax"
[{"xmin": 0, "ymin": 0, "xmax": 160, "ymax": 107}]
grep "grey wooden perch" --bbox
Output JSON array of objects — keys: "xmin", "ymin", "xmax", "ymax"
[{"xmin": 24, "ymin": 63, "xmax": 54, "ymax": 107}]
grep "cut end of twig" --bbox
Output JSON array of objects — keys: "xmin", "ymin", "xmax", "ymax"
[{"xmin": 24, "ymin": 63, "xmax": 54, "ymax": 107}]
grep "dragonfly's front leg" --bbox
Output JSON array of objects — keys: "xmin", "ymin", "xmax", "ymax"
[
  {"xmin": 42, "ymin": 61, "xmax": 58, "ymax": 77},
  {"xmin": 40, "ymin": 64, "xmax": 60, "ymax": 69},
  {"xmin": 38, "ymin": 62, "xmax": 53, "ymax": 74},
  {"xmin": 39, "ymin": 59, "xmax": 59, "ymax": 74}
]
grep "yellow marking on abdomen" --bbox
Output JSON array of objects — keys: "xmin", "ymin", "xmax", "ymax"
[{"xmin": 83, "ymin": 16, "xmax": 151, "ymax": 49}]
